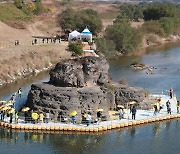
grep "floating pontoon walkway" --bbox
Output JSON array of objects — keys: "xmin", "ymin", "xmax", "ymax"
[{"xmin": 0, "ymin": 95, "xmax": 180, "ymax": 134}]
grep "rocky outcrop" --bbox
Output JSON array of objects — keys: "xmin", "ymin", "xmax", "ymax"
[
  {"xmin": 49, "ymin": 56, "xmax": 109, "ymax": 87},
  {"xmin": 26, "ymin": 83, "xmax": 112, "ymax": 122},
  {"xmin": 114, "ymin": 83, "xmax": 146, "ymax": 106},
  {"xmin": 26, "ymin": 56, "xmax": 147, "ymax": 122}
]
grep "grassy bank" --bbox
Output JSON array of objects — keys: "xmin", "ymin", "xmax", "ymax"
[
  {"xmin": 0, "ymin": 43, "xmax": 71, "ymax": 85},
  {"xmin": 0, "ymin": 3, "xmax": 32, "ymax": 27}
]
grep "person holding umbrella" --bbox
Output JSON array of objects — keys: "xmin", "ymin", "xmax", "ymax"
[{"xmin": 70, "ymin": 111, "xmax": 77, "ymax": 124}]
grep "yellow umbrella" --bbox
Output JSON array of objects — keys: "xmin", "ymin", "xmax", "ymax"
[
  {"xmin": 117, "ymin": 105, "xmax": 125, "ymax": 109},
  {"xmin": 0, "ymin": 105, "xmax": 5, "ymax": 110},
  {"xmin": 32, "ymin": 113, "xmax": 39, "ymax": 120},
  {"xmin": 69, "ymin": 111, "xmax": 77, "ymax": 116},
  {"xmin": 83, "ymin": 113, "xmax": 87, "ymax": 118},
  {"xmin": 1, "ymin": 106, "xmax": 10, "ymax": 111},
  {"xmin": 6, "ymin": 108, "xmax": 15, "ymax": 114},
  {"xmin": 22, "ymin": 107, "xmax": 30, "ymax": 112},
  {"xmin": 129, "ymin": 101, "xmax": 136, "ymax": 105},
  {"xmin": 96, "ymin": 108, "xmax": 103, "ymax": 112}
]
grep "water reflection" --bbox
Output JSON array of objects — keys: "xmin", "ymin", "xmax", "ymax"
[
  {"xmin": 0, "ymin": 120, "xmax": 179, "ymax": 154},
  {"xmin": 153, "ymin": 122, "xmax": 162, "ymax": 138}
]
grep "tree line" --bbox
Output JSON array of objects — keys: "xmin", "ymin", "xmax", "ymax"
[{"xmin": 57, "ymin": 3, "xmax": 180, "ymax": 56}]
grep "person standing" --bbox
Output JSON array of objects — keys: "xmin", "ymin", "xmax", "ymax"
[
  {"xmin": 169, "ymin": 88, "xmax": 173, "ymax": 99},
  {"xmin": 45, "ymin": 112, "xmax": 50, "ymax": 123},
  {"xmin": 131, "ymin": 106, "xmax": 137, "ymax": 120},
  {"xmin": 39, "ymin": 113, "xmax": 44, "ymax": 124},
  {"xmin": 72, "ymin": 116, "xmax": 75, "ymax": 124},
  {"xmin": 166, "ymin": 100, "xmax": 170, "ymax": 113},
  {"xmin": 1, "ymin": 110, "xmax": 5, "ymax": 121},
  {"xmin": 167, "ymin": 102, "xmax": 171, "ymax": 115},
  {"xmin": 14, "ymin": 112, "xmax": 19, "ymax": 123},
  {"xmin": 9, "ymin": 113, "xmax": 13, "ymax": 123},
  {"xmin": 177, "ymin": 100, "xmax": 180, "ymax": 113},
  {"xmin": 119, "ymin": 108, "xmax": 123, "ymax": 120},
  {"xmin": 86, "ymin": 113, "xmax": 92, "ymax": 126}
]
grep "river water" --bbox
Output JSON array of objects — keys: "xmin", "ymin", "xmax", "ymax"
[{"xmin": 0, "ymin": 42, "xmax": 180, "ymax": 154}]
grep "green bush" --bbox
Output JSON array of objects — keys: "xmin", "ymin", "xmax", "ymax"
[
  {"xmin": 105, "ymin": 22, "xmax": 142, "ymax": 54},
  {"xmin": 95, "ymin": 37, "xmax": 116, "ymax": 56},
  {"xmin": 141, "ymin": 21, "xmax": 165, "ymax": 36},
  {"xmin": 68, "ymin": 41, "xmax": 83, "ymax": 56},
  {"xmin": 159, "ymin": 17, "xmax": 175, "ymax": 36}
]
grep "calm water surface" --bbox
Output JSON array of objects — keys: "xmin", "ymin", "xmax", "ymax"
[{"xmin": 0, "ymin": 42, "xmax": 180, "ymax": 154}]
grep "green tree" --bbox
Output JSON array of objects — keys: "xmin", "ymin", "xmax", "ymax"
[
  {"xmin": 58, "ymin": 8, "xmax": 102, "ymax": 35},
  {"xmin": 114, "ymin": 14, "xmax": 129, "ymax": 24},
  {"xmin": 75, "ymin": 9, "xmax": 102, "ymax": 35},
  {"xmin": 68, "ymin": 41, "xmax": 83, "ymax": 56},
  {"xmin": 105, "ymin": 22, "xmax": 142, "ymax": 54},
  {"xmin": 159, "ymin": 17, "xmax": 175, "ymax": 36},
  {"xmin": 143, "ymin": 3, "xmax": 176, "ymax": 21},
  {"xmin": 58, "ymin": 8, "xmax": 76, "ymax": 32},
  {"xmin": 119, "ymin": 4, "xmax": 144, "ymax": 21}
]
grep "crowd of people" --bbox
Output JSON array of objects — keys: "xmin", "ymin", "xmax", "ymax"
[
  {"xmin": 15, "ymin": 37, "xmax": 61, "ymax": 47},
  {"xmin": 1, "ymin": 87, "xmax": 180, "ymax": 127}
]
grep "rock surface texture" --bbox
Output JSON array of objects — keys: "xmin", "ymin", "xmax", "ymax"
[{"xmin": 26, "ymin": 56, "xmax": 146, "ymax": 122}]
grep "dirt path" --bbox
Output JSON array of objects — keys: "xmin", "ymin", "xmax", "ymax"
[{"xmin": 26, "ymin": 20, "xmax": 45, "ymax": 36}]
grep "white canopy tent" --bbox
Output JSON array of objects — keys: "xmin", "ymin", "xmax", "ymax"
[
  {"xmin": 68, "ymin": 30, "xmax": 81, "ymax": 41},
  {"xmin": 80, "ymin": 27, "xmax": 92, "ymax": 42}
]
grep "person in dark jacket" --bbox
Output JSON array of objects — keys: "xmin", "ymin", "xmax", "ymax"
[{"xmin": 131, "ymin": 106, "xmax": 137, "ymax": 120}]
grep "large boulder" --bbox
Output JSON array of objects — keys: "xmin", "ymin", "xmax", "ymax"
[{"xmin": 49, "ymin": 56, "xmax": 109, "ymax": 87}]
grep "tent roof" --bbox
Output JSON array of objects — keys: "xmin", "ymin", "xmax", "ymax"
[
  {"xmin": 81, "ymin": 27, "xmax": 92, "ymax": 34},
  {"xmin": 70, "ymin": 30, "xmax": 80, "ymax": 35}
]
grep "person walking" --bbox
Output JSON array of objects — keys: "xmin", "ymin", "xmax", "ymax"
[
  {"xmin": 131, "ymin": 106, "xmax": 137, "ymax": 120},
  {"xmin": 177, "ymin": 100, "xmax": 180, "ymax": 113},
  {"xmin": 153, "ymin": 104, "xmax": 158, "ymax": 116},
  {"xmin": 10, "ymin": 93, "xmax": 16, "ymax": 102},
  {"xmin": 169, "ymin": 88, "xmax": 173, "ymax": 99},
  {"xmin": 18, "ymin": 88, "xmax": 22, "ymax": 98}
]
